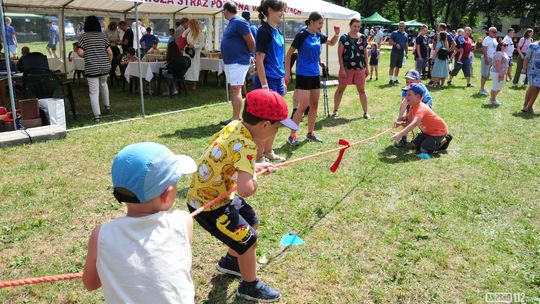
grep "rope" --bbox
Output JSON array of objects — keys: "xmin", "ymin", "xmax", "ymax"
[
  {"xmin": 0, "ymin": 273, "xmax": 83, "ymax": 288},
  {"xmin": 0, "ymin": 127, "xmax": 393, "ymax": 288}
]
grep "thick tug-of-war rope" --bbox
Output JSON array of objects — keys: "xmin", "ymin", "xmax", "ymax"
[{"xmin": 0, "ymin": 127, "xmax": 393, "ymax": 288}]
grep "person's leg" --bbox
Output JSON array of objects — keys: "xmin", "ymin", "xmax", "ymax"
[
  {"xmin": 306, "ymin": 89, "xmax": 321, "ymax": 134},
  {"xmin": 375, "ymin": 65, "xmax": 378, "ymax": 79},
  {"xmin": 389, "ymin": 51, "xmax": 397, "ymax": 84},
  {"xmin": 419, "ymin": 135, "xmax": 444, "ymax": 154},
  {"xmin": 289, "ymin": 89, "xmax": 311, "ymax": 139},
  {"xmin": 526, "ymin": 87, "xmax": 540, "ymax": 110},
  {"xmin": 230, "ymin": 85, "xmax": 243, "ymax": 120},
  {"xmin": 99, "ymin": 75, "xmax": 110, "ymax": 109},
  {"xmin": 333, "ymin": 83, "xmax": 347, "ymax": 114},
  {"xmin": 506, "ymin": 59, "xmax": 513, "ymax": 81},
  {"xmin": 513, "ymin": 56, "xmax": 523, "ymax": 85},
  {"xmin": 523, "ymin": 86, "xmax": 534, "ymax": 110},
  {"xmin": 355, "ymin": 69, "xmax": 369, "ymax": 117},
  {"xmin": 87, "ymin": 77, "xmax": 101, "ymax": 120}
]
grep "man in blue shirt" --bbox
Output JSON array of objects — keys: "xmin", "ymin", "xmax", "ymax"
[
  {"xmin": 139, "ymin": 27, "xmax": 159, "ymax": 53},
  {"xmin": 220, "ymin": 2, "xmax": 255, "ymax": 125},
  {"xmin": 388, "ymin": 21, "xmax": 408, "ymax": 85},
  {"xmin": 241, "ymin": 11, "xmax": 258, "ymax": 57},
  {"xmin": 4, "ymin": 17, "xmax": 17, "ymax": 58}
]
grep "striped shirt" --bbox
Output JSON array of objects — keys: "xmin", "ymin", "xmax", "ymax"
[{"xmin": 78, "ymin": 31, "xmax": 111, "ymax": 77}]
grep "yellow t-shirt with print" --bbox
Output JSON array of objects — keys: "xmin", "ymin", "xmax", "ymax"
[{"xmin": 187, "ymin": 120, "xmax": 258, "ymax": 211}]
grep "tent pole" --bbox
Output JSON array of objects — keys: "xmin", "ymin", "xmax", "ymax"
[
  {"xmin": 325, "ymin": 18, "xmax": 329, "ymax": 74},
  {"xmin": 134, "ymin": 2, "xmax": 145, "ymax": 118},
  {"xmin": 222, "ymin": 10, "xmax": 229, "ymax": 103},
  {"xmin": 0, "ymin": 0, "xmax": 17, "ymax": 130},
  {"xmin": 60, "ymin": 8, "xmax": 67, "ymax": 73}
]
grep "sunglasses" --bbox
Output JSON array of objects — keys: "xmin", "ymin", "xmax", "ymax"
[{"xmin": 502, "ymin": 44, "xmax": 508, "ymax": 47}]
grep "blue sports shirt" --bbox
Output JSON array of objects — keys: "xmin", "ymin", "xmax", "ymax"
[
  {"xmin": 256, "ymin": 22, "xmax": 285, "ymax": 79},
  {"xmin": 221, "ymin": 16, "xmax": 252, "ymax": 65},
  {"xmin": 292, "ymin": 30, "xmax": 328, "ymax": 77}
]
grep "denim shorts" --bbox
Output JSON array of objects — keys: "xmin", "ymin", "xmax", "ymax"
[
  {"xmin": 254, "ymin": 76, "xmax": 286, "ymax": 96},
  {"xmin": 188, "ymin": 195, "xmax": 259, "ymax": 254}
]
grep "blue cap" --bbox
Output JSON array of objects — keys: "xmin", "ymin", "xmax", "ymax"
[
  {"xmin": 404, "ymin": 69, "xmax": 420, "ymax": 80},
  {"xmin": 405, "ymin": 83, "xmax": 427, "ymax": 96},
  {"xmin": 112, "ymin": 142, "xmax": 197, "ymax": 203}
]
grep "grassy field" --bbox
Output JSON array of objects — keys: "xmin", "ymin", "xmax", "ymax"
[{"xmin": 1, "ymin": 50, "xmax": 539, "ymax": 304}]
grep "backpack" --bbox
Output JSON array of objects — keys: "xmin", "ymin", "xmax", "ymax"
[{"xmin": 437, "ymin": 48, "xmax": 449, "ymax": 60}]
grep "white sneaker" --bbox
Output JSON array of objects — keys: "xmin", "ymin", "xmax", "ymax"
[
  {"xmin": 479, "ymin": 89, "xmax": 488, "ymax": 95},
  {"xmin": 256, "ymin": 156, "xmax": 270, "ymax": 163},
  {"xmin": 264, "ymin": 150, "xmax": 286, "ymax": 163},
  {"xmin": 491, "ymin": 99, "xmax": 501, "ymax": 106}
]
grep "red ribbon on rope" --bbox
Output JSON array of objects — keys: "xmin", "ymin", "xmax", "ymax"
[{"xmin": 330, "ymin": 139, "xmax": 351, "ymax": 173}]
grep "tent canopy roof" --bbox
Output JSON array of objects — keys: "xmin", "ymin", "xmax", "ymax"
[
  {"xmin": 361, "ymin": 12, "xmax": 393, "ymax": 25},
  {"xmin": 393, "ymin": 19, "xmax": 425, "ymax": 27},
  {"xmin": 3, "ymin": 0, "xmax": 360, "ymax": 20}
]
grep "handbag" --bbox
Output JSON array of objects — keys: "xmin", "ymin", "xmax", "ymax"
[
  {"xmin": 184, "ymin": 46, "xmax": 195, "ymax": 58},
  {"xmin": 437, "ymin": 48, "xmax": 449, "ymax": 60}
]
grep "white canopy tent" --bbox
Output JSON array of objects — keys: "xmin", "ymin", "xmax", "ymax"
[{"xmin": 2, "ymin": 0, "xmax": 360, "ymax": 129}]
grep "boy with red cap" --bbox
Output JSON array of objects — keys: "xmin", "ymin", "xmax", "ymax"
[
  {"xmin": 186, "ymin": 89, "xmax": 298, "ymax": 302},
  {"xmin": 392, "ymin": 83, "xmax": 451, "ymax": 159}
]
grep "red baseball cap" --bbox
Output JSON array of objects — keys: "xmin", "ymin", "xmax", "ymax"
[{"xmin": 245, "ymin": 89, "xmax": 299, "ymax": 130}]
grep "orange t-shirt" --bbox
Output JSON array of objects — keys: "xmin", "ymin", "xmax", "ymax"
[{"xmin": 407, "ymin": 102, "xmax": 448, "ymax": 136}]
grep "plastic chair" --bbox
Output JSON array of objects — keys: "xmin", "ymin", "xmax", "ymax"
[{"xmin": 158, "ymin": 56, "xmax": 190, "ymax": 98}]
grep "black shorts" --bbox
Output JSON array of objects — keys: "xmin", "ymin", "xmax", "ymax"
[
  {"xmin": 47, "ymin": 42, "xmax": 57, "ymax": 51},
  {"xmin": 390, "ymin": 51, "xmax": 405, "ymax": 68},
  {"xmin": 411, "ymin": 132, "xmax": 445, "ymax": 154},
  {"xmin": 296, "ymin": 75, "xmax": 321, "ymax": 90},
  {"xmin": 188, "ymin": 195, "xmax": 259, "ymax": 255}
]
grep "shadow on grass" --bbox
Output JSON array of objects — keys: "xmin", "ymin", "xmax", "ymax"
[
  {"xmin": 509, "ymin": 85, "xmax": 528, "ymax": 91},
  {"xmin": 160, "ymin": 123, "xmax": 222, "ymax": 139},
  {"xmin": 378, "ymin": 145, "xmax": 420, "ymax": 164},
  {"xmin": 511, "ymin": 111, "xmax": 539, "ymax": 119},
  {"xmin": 314, "ymin": 116, "xmax": 362, "ymax": 130},
  {"xmin": 259, "ymin": 164, "xmax": 378, "ymax": 270},
  {"xmin": 205, "ymin": 274, "xmax": 250, "ymax": 304},
  {"xmin": 470, "ymin": 93, "xmax": 487, "ymax": 99},
  {"xmin": 481, "ymin": 103, "xmax": 501, "ymax": 109},
  {"xmin": 378, "ymin": 83, "xmax": 397, "ymax": 89}
]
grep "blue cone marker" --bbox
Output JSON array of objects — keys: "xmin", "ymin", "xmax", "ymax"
[
  {"xmin": 417, "ymin": 152, "xmax": 431, "ymax": 159},
  {"xmin": 280, "ymin": 233, "xmax": 305, "ymax": 246}
]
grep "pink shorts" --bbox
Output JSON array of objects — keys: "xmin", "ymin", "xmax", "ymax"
[{"xmin": 339, "ymin": 68, "xmax": 366, "ymax": 87}]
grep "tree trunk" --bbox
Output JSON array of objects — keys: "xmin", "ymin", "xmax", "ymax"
[
  {"xmin": 425, "ymin": 0, "xmax": 435, "ymax": 28},
  {"xmin": 398, "ymin": 0, "xmax": 407, "ymax": 21}
]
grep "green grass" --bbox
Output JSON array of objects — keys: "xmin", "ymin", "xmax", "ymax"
[{"xmin": 1, "ymin": 50, "xmax": 539, "ymax": 304}]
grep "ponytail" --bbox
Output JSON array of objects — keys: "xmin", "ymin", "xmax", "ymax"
[{"xmin": 305, "ymin": 11, "xmax": 323, "ymax": 26}]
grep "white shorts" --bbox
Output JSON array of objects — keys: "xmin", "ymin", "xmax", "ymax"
[
  {"xmin": 224, "ymin": 64, "xmax": 249, "ymax": 86},
  {"xmin": 491, "ymin": 72, "xmax": 506, "ymax": 91}
]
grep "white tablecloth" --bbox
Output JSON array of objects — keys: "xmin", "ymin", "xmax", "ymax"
[
  {"xmin": 71, "ymin": 58, "xmax": 85, "ymax": 71},
  {"xmin": 48, "ymin": 58, "xmax": 65, "ymax": 72},
  {"xmin": 124, "ymin": 61, "xmax": 166, "ymax": 83},
  {"xmin": 200, "ymin": 58, "xmax": 224, "ymax": 75}
]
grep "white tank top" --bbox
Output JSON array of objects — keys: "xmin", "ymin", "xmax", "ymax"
[{"xmin": 97, "ymin": 210, "xmax": 194, "ymax": 304}]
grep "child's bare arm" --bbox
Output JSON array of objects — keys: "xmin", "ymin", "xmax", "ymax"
[
  {"xmin": 180, "ymin": 211, "xmax": 193, "ymax": 244},
  {"xmin": 237, "ymin": 171, "xmax": 257, "ymax": 198},
  {"xmin": 397, "ymin": 99, "xmax": 408, "ymax": 120},
  {"xmin": 392, "ymin": 116, "xmax": 420, "ymax": 141},
  {"xmin": 82, "ymin": 226, "xmax": 102, "ymax": 291}
]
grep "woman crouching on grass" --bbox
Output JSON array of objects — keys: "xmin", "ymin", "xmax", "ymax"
[{"xmin": 284, "ymin": 12, "xmax": 340, "ymax": 146}]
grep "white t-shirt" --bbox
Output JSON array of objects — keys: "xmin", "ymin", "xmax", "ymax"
[
  {"xmin": 482, "ymin": 36, "xmax": 498, "ymax": 59},
  {"xmin": 375, "ymin": 31, "xmax": 384, "ymax": 45},
  {"xmin": 502, "ymin": 35, "xmax": 514, "ymax": 58},
  {"xmin": 97, "ymin": 210, "xmax": 194, "ymax": 304}
]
